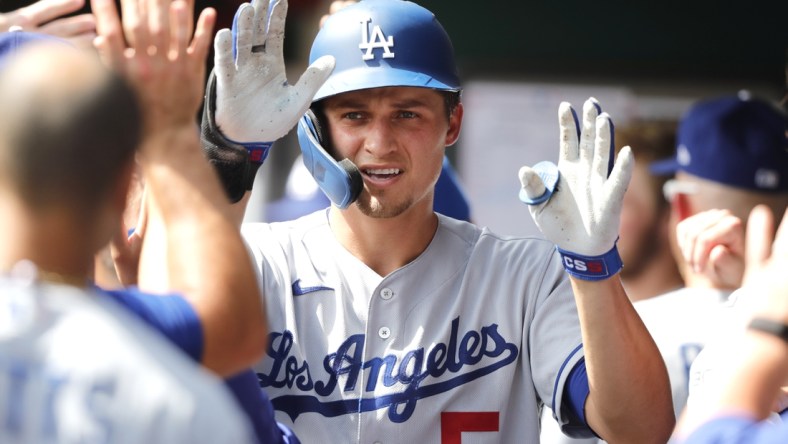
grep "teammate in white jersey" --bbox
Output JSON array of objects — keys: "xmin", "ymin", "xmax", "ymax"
[
  {"xmin": 0, "ymin": 274, "xmax": 253, "ymax": 443},
  {"xmin": 202, "ymin": 0, "xmax": 673, "ymax": 442},
  {"xmin": 635, "ymin": 94, "xmax": 788, "ymax": 419}
]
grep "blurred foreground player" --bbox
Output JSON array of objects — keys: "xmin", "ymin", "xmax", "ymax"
[{"xmin": 0, "ymin": 35, "xmax": 253, "ymax": 442}]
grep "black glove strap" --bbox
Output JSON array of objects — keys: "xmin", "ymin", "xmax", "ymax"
[{"xmin": 201, "ymin": 69, "xmax": 263, "ymax": 203}]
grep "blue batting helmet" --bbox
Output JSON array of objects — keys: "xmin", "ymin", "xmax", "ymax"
[{"xmin": 311, "ymin": 0, "xmax": 461, "ymax": 101}]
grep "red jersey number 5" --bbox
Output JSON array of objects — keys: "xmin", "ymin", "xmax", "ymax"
[{"xmin": 441, "ymin": 412, "xmax": 499, "ymax": 444}]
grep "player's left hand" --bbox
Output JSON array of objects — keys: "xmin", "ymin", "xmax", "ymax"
[
  {"xmin": 213, "ymin": 0, "xmax": 334, "ymax": 144},
  {"xmin": 519, "ymin": 98, "xmax": 634, "ymax": 280}
]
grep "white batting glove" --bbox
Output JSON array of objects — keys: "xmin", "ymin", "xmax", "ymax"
[
  {"xmin": 213, "ymin": 0, "xmax": 334, "ymax": 152},
  {"xmin": 519, "ymin": 98, "xmax": 634, "ymax": 280}
]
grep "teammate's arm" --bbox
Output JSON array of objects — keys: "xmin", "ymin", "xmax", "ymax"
[
  {"xmin": 91, "ymin": 0, "xmax": 267, "ymax": 377},
  {"xmin": 520, "ymin": 99, "xmax": 674, "ymax": 442}
]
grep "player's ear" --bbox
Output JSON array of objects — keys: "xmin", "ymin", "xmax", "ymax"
[
  {"xmin": 445, "ymin": 102, "xmax": 463, "ymax": 147},
  {"xmin": 672, "ymin": 192, "xmax": 693, "ymax": 222}
]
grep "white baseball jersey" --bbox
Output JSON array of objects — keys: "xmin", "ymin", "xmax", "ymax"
[
  {"xmin": 242, "ymin": 211, "xmax": 586, "ymax": 444},
  {"xmin": 634, "ymin": 287, "xmax": 733, "ymax": 418},
  {"xmin": 0, "ymin": 276, "xmax": 254, "ymax": 444},
  {"xmin": 538, "ymin": 288, "xmax": 735, "ymax": 444}
]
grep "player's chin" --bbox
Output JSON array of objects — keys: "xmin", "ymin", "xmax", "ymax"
[{"xmin": 356, "ymin": 194, "xmax": 411, "ymax": 219}]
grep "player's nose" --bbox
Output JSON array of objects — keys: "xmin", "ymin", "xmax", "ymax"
[{"xmin": 361, "ymin": 118, "xmax": 397, "ymax": 157}]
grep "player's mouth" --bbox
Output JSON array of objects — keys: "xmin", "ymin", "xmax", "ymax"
[{"xmin": 362, "ymin": 168, "xmax": 402, "ymax": 184}]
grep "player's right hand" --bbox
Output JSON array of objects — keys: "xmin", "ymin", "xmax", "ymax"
[
  {"xmin": 676, "ymin": 208, "xmax": 745, "ymax": 289},
  {"xmin": 214, "ymin": 0, "xmax": 334, "ymax": 144}
]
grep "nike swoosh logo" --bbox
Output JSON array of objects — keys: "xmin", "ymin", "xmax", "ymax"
[{"xmin": 292, "ymin": 279, "xmax": 334, "ymax": 296}]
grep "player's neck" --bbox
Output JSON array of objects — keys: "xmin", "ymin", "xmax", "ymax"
[
  {"xmin": 329, "ymin": 204, "xmax": 439, "ymax": 277},
  {"xmin": 0, "ymin": 199, "xmax": 94, "ymax": 288}
]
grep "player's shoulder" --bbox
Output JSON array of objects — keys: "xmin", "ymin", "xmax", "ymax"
[
  {"xmin": 437, "ymin": 213, "xmax": 557, "ymax": 256},
  {"xmin": 242, "ymin": 208, "xmax": 329, "ymax": 246}
]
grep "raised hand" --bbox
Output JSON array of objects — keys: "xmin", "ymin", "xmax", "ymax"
[
  {"xmin": 676, "ymin": 208, "xmax": 745, "ymax": 289},
  {"xmin": 519, "ymin": 98, "xmax": 634, "ymax": 280},
  {"xmin": 91, "ymin": 0, "xmax": 215, "ymax": 136},
  {"xmin": 0, "ymin": 0, "xmax": 96, "ymax": 48},
  {"xmin": 213, "ymin": 0, "xmax": 334, "ymax": 145}
]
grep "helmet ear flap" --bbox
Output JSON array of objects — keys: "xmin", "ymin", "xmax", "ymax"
[
  {"xmin": 297, "ymin": 110, "xmax": 362, "ymax": 209},
  {"xmin": 304, "ymin": 109, "xmax": 325, "ymax": 145}
]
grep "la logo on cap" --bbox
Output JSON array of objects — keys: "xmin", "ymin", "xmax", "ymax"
[
  {"xmin": 754, "ymin": 169, "xmax": 780, "ymax": 189},
  {"xmin": 359, "ymin": 17, "xmax": 395, "ymax": 61},
  {"xmin": 676, "ymin": 144, "xmax": 692, "ymax": 166}
]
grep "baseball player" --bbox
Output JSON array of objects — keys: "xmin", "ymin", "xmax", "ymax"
[
  {"xmin": 202, "ymin": 0, "xmax": 673, "ymax": 442},
  {"xmin": 0, "ymin": 36, "xmax": 253, "ymax": 443},
  {"xmin": 672, "ymin": 205, "xmax": 788, "ymax": 443},
  {"xmin": 87, "ymin": 0, "xmax": 303, "ymax": 441},
  {"xmin": 633, "ymin": 94, "xmax": 788, "ymax": 420}
]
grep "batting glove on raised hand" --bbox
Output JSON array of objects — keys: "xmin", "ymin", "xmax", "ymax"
[
  {"xmin": 202, "ymin": 0, "xmax": 334, "ymax": 202},
  {"xmin": 519, "ymin": 98, "xmax": 634, "ymax": 280}
]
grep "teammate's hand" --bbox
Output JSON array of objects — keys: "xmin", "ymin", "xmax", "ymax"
[
  {"xmin": 519, "ymin": 98, "xmax": 633, "ymax": 277},
  {"xmin": 742, "ymin": 206, "xmax": 788, "ymax": 323},
  {"xmin": 91, "ymin": 0, "xmax": 215, "ymax": 137},
  {"xmin": 0, "ymin": 0, "xmax": 96, "ymax": 49},
  {"xmin": 676, "ymin": 208, "xmax": 745, "ymax": 289},
  {"xmin": 110, "ymin": 178, "xmax": 147, "ymax": 286},
  {"xmin": 213, "ymin": 0, "xmax": 334, "ymax": 144}
]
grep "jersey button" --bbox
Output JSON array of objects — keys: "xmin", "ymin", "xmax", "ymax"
[
  {"xmin": 380, "ymin": 288, "xmax": 394, "ymax": 300},
  {"xmin": 378, "ymin": 327, "xmax": 391, "ymax": 339}
]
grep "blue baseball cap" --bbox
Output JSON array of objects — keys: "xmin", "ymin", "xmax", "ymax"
[
  {"xmin": 650, "ymin": 94, "xmax": 788, "ymax": 193},
  {"xmin": 0, "ymin": 30, "xmax": 68, "ymax": 68}
]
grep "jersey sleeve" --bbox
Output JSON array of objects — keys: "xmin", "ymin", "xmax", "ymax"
[
  {"xmin": 225, "ymin": 370, "xmax": 301, "ymax": 444},
  {"xmin": 99, "ymin": 286, "xmax": 204, "ymax": 362}
]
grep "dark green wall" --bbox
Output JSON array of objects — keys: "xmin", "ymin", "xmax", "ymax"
[{"xmin": 418, "ymin": 0, "xmax": 786, "ymax": 86}]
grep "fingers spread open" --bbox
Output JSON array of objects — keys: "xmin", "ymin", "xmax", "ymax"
[
  {"xmin": 592, "ymin": 113, "xmax": 614, "ymax": 189},
  {"xmin": 578, "ymin": 97, "xmax": 600, "ymax": 168},
  {"xmin": 558, "ymin": 102, "xmax": 579, "ymax": 162},
  {"xmin": 265, "ymin": 0, "xmax": 287, "ymax": 58},
  {"xmin": 91, "ymin": 0, "xmax": 125, "ymax": 68},
  {"xmin": 252, "ymin": 0, "xmax": 272, "ymax": 47},
  {"xmin": 519, "ymin": 166, "xmax": 547, "ymax": 201},
  {"xmin": 745, "ymin": 205, "xmax": 774, "ymax": 272},
  {"xmin": 291, "ymin": 55, "xmax": 335, "ymax": 110},
  {"xmin": 233, "ymin": 3, "xmax": 255, "ymax": 67},
  {"xmin": 169, "ymin": 0, "xmax": 190, "ymax": 59}
]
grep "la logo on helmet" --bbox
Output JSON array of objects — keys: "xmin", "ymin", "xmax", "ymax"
[{"xmin": 359, "ymin": 17, "xmax": 394, "ymax": 61}]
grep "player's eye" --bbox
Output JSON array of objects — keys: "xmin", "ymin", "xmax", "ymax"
[
  {"xmin": 343, "ymin": 112, "xmax": 365, "ymax": 120},
  {"xmin": 397, "ymin": 111, "xmax": 418, "ymax": 119}
]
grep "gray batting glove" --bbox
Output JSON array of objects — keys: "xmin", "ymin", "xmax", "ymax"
[
  {"xmin": 519, "ymin": 98, "xmax": 634, "ymax": 280},
  {"xmin": 214, "ymin": 0, "xmax": 335, "ymax": 145}
]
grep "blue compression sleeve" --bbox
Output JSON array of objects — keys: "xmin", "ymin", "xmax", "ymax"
[{"xmin": 99, "ymin": 287, "xmax": 203, "ymax": 362}]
